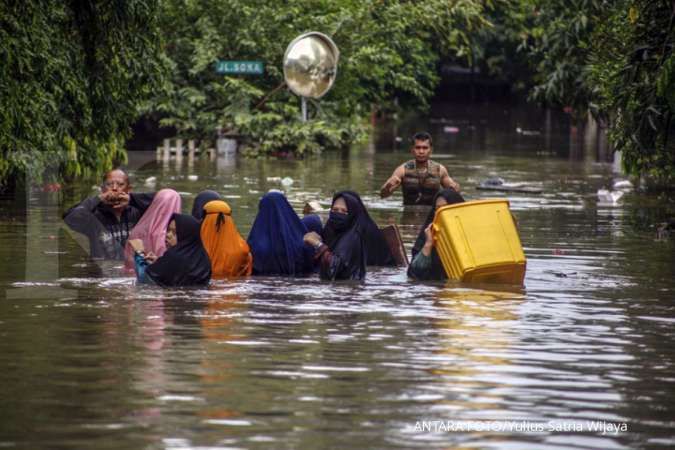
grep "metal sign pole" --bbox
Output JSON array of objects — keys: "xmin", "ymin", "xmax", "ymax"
[{"xmin": 301, "ymin": 97, "xmax": 308, "ymax": 122}]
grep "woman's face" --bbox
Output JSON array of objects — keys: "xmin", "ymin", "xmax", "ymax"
[
  {"xmin": 165, "ymin": 220, "xmax": 177, "ymax": 248},
  {"xmin": 435, "ymin": 196, "xmax": 448, "ymax": 209},
  {"xmin": 331, "ymin": 197, "xmax": 348, "ymax": 214}
]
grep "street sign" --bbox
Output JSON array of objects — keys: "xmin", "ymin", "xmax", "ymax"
[{"xmin": 215, "ymin": 60, "xmax": 264, "ymax": 75}]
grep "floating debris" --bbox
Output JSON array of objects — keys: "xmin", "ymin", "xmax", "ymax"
[
  {"xmin": 597, "ymin": 189, "xmax": 624, "ymax": 205},
  {"xmin": 516, "ymin": 127, "xmax": 541, "ymax": 136},
  {"xmin": 144, "ymin": 176, "xmax": 157, "ymax": 187},
  {"xmin": 187, "ymin": 175, "xmax": 198, "ymax": 181},
  {"xmin": 477, "ymin": 177, "xmax": 542, "ymax": 194},
  {"xmin": 612, "ymin": 179, "xmax": 633, "ymax": 191},
  {"xmin": 303, "ymin": 201, "xmax": 324, "ymax": 214},
  {"xmin": 443, "ymin": 126, "xmax": 460, "ymax": 134},
  {"xmin": 281, "ymin": 177, "xmax": 294, "ymax": 186}
]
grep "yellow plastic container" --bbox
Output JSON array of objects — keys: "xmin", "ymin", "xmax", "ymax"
[{"xmin": 432, "ymin": 199, "xmax": 526, "ymax": 285}]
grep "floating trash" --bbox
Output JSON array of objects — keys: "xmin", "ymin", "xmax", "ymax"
[
  {"xmin": 516, "ymin": 127, "xmax": 541, "ymax": 136},
  {"xmin": 266, "ymin": 176, "xmax": 281, "ymax": 182},
  {"xmin": 144, "ymin": 176, "xmax": 157, "ymax": 187},
  {"xmin": 187, "ymin": 175, "xmax": 198, "ymax": 181},
  {"xmin": 477, "ymin": 177, "xmax": 542, "ymax": 194},
  {"xmin": 597, "ymin": 189, "xmax": 624, "ymax": 205},
  {"xmin": 303, "ymin": 201, "xmax": 323, "ymax": 214},
  {"xmin": 443, "ymin": 126, "xmax": 460, "ymax": 134},
  {"xmin": 281, "ymin": 177, "xmax": 294, "ymax": 186},
  {"xmin": 613, "ymin": 179, "xmax": 633, "ymax": 190}
]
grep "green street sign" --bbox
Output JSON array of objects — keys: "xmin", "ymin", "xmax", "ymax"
[{"xmin": 215, "ymin": 60, "xmax": 264, "ymax": 75}]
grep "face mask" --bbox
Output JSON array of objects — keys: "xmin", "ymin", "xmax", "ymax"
[{"xmin": 327, "ymin": 212, "xmax": 351, "ymax": 232}]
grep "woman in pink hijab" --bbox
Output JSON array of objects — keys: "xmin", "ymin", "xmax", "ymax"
[{"xmin": 124, "ymin": 188, "xmax": 181, "ymax": 270}]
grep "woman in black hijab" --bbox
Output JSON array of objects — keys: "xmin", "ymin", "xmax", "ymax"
[
  {"xmin": 303, "ymin": 191, "xmax": 367, "ymax": 281},
  {"xmin": 191, "ymin": 190, "xmax": 222, "ymax": 220},
  {"xmin": 321, "ymin": 190, "xmax": 396, "ymax": 266},
  {"xmin": 134, "ymin": 213, "xmax": 212, "ymax": 287},
  {"xmin": 408, "ymin": 189, "xmax": 465, "ymax": 280}
]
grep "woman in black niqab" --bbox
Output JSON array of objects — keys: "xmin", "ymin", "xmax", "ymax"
[
  {"xmin": 322, "ymin": 190, "xmax": 396, "ymax": 266},
  {"xmin": 146, "ymin": 213, "xmax": 212, "ymax": 287},
  {"xmin": 314, "ymin": 191, "xmax": 368, "ymax": 281}
]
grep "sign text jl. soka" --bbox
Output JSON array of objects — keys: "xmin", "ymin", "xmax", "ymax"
[{"xmin": 215, "ymin": 60, "xmax": 264, "ymax": 75}]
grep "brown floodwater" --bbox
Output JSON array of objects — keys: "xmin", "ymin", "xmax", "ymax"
[{"xmin": 1, "ymin": 104, "xmax": 674, "ymax": 449}]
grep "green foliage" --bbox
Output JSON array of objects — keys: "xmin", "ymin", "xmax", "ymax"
[
  {"xmin": 525, "ymin": 0, "xmax": 674, "ymax": 184},
  {"xmin": 0, "ymin": 1, "xmax": 164, "ymax": 190},
  {"xmin": 469, "ymin": 0, "xmax": 538, "ymax": 92},
  {"xmin": 588, "ymin": 0, "xmax": 675, "ymax": 184},
  {"xmin": 524, "ymin": 0, "xmax": 605, "ymax": 117},
  {"xmin": 152, "ymin": 0, "xmax": 488, "ymax": 155}
]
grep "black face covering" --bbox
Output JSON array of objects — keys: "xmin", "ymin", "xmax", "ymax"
[
  {"xmin": 326, "ymin": 211, "xmax": 351, "ymax": 233},
  {"xmin": 146, "ymin": 214, "xmax": 211, "ymax": 287},
  {"xmin": 191, "ymin": 190, "xmax": 222, "ymax": 220},
  {"xmin": 329, "ymin": 190, "xmax": 396, "ymax": 266},
  {"xmin": 320, "ymin": 193, "xmax": 367, "ymax": 280}
]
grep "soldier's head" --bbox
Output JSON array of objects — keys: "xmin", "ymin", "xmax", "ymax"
[{"xmin": 410, "ymin": 132, "xmax": 432, "ymax": 163}]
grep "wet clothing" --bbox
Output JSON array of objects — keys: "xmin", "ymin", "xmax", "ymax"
[
  {"xmin": 316, "ymin": 192, "xmax": 368, "ymax": 281},
  {"xmin": 407, "ymin": 189, "xmax": 465, "ymax": 280},
  {"xmin": 200, "ymin": 200, "xmax": 253, "ymax": 278},
  {"xmin": 247, "ymin": 192, "xmax": 315, "ymax": 276},
  {"xmin": 301, "ymin": 214, "xmax": 323, "ymax": 273},
  {"xmin": 192, "ymin": 190, "xmax": 222, "ymax": 220},
  {"xmin": 301, "ymin": 214, "xmax": 324, "ymax": 235},
  {"xmin": 409, "ymin": 251, "xmax": 434, "ymax": 279},
  {"xmin": 322, "ymin": 190, "xmax": 396, "ymax": 266},
  {"xmin": 144, "ymin": 214, "xmax": 211, "ymax": 287},
  {"xmin": 134, "ymin": 253, "xmax": 157, "ymax": 285},
  {"xmin": 402, "ymin": 159, "xmax": 442, "ymax": 206},
  {"xmin": 63, "ymin": 192, "xmax": 156, "ymax": 260},
  {"xmin": 124, "ymin": 189, "xmax": 182, "ymax": 270}
]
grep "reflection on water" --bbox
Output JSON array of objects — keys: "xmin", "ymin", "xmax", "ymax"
[{"xmin": 1, "ymin": 104, "xmax": 674, "ymax": 449}]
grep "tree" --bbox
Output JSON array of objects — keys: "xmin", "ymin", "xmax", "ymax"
[
  {"xmin": 526, "ymin": 0, "xmax": 675, "ymax": 184},
  {"xmin": 0, "ymin": 1, "xmax": 164, "ymax": 191},
  {"xmin": 588, "ymin": 0, "xmax": 675, "ymax": 185},
  {"xmin": 151, "ymin": 0, "xmax": 489, "ymax": 156}
]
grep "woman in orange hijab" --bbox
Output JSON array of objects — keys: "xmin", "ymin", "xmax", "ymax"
[{"xmin": 200, "ymin": 200, "xmax": 253, "ymax": 278}]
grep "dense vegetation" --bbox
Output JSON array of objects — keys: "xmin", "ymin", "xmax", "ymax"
[
  {"xmin": 0, "ymin": 0, "xmax": 673, "ymax": 190},
  {"xmin": 524, "ymin": 0, "xmax": 675, "ymax": 184},
  {"xmin": 150, "ymin": 0, "xmax": 487, "ymax": 156},
  {"xmin": 0, "ymin": 1, "xmax": 164, "ymax": 191}
]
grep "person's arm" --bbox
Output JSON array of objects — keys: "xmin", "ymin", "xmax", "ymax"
[
  {"xmin": 315, "ymin": 244, "xmax": 348, "ymax": 281},
  {"xmin": 242, "ymin": 252, "xmax": 253, "ymax": 276},
  {"xmin": 305, "ymin": 232, "xmax": 346, "ymax": 280},
  {"xmin": 380, "ymin": 165, "xmax": 406, "ymax": 198},
  {"xmin": 439, "ymin": 165, "xmax": 460, "ymax": 192},
  {"xmin": 129, "ymin": 192, "xmax": 156, "ymax": 213},
  {"xmin": 407, "ymin": 224, "xmax": 435, "ymax": 280},
  {"xmin": 62, "ymin": 196, "xmax": 105, "ymax": 235},
  {"xmin": 133, "ymin": 253, "xmax": 157, "ymax": 285}
]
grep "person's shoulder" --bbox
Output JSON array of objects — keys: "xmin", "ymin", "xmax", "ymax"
[
  {"xmin": 430, "ymin": 160, "xmax": 447, "ymax": 172},
  {"xmin": 403, "ymin": 160, "xmax": 415, "ymax": 169}
]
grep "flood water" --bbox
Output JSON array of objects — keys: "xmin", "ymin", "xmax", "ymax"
[{"xmin": 1, "ymin": 104, "xmax": 674, "ymax": 449}]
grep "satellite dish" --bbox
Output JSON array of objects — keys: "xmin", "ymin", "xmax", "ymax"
[{"xmin": 283, "ymin": 32, "xmax": 339, "ymax": 100}]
